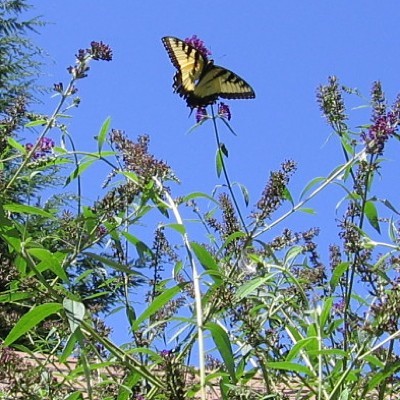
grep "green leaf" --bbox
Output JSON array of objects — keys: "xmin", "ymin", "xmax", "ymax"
[
  {"xmin": 367, "ymin": 364, "xmax": 400, "ymax": 391},
  {"xmin": 283, "ymin": 245, "xmax": 303, "ymax": 264},
  {"xmin": 83, "ymin": 251, "xmax": 144, "ymax": 275},
  {"xmin": 63, "ymin": 298, "xmax": 86, "ymax": 333},
  {"xmin": 7, "ymin": 137, "xmax": 26, "ymax": 153},
  {"xmin": 173, "ymin": 260, "xmax": 184, "ymax": 277},
  {"xmin": 388, "ymin": 217, "xmax": 398, "ymax": 243},
  {"xmin": 4, "ymin": 203, "xmax": 55, "ymax": 219},
  {"xmin": 97, "ymin": 116, "xmax": 111, "ymax": 153},
  {"xmin": 364, "ymin": 200, "xmax": 380, "ymax": 233},
  {"xmin": 122, "ymin": 232, "xmax": 153, "ymax": 259},
  {"xmin": 163, "ymin": 223, "xmax": 186, "ymax": 234},
  {"xmin": 117, "ymin": 370, "xmax": 140, "ymax": 400},
  {"xmin": 363, "ymin": 354, "xmax": 384, "ymax": 369},
  {"xmin": 24, "ymin": 119, "xmax": 48, "ymax": 127},
  {"xmin": 320, "ymin": 297, "xmax": 333, "ymax": 328},
  {"xmin": 65, "ymin": 159, "xmax": 95, "ymax": 186},
  {"xmin": 283, "ymin": 186, "xmax": 294, "ymax": 206},
  {"xmin": 182, "ymin": 191, "xmax": 218, "ymax": 204},
  {"xmin": 216, "ymin": 147, "xmax": 223, "ymax": 178},
  {"xmin": 220, "ymin": 143, "xmax": 228, "ymax": 157},
  {"xmin": 338, "ymin": 388, "xmax": 349, "ymax": 400},
  {"xmin": 267, "ymin": 361, "xmax": 313, "ymax": 376},
  {"xmin": 237, "ymin": 182, "xmax": 250, "ymax": 206},
  {"xmin": 27, "ymin": 248, "xmax": 69, "ymax": 282},
  {"xmin": 190, "ymin": 242, "xmax": 222, "ymax": 283},
  {"xmin": 300, "ymin": 177, "xmax": 325, "ymax": 200},
  {"xmin": 219, "ymin": 231, "xmax": 247, "ymax": 255},
  {"xmin": 330, "ymin": 262, "xmax": 349, "ymax": 290},
  {"xmin": 120, "ymin": 170, "xmax": 140, "ymax": 184},
  {"xmin": 299, "ymin": 207, "xmax": 316, "ymax": 214},
  {"xmin": 0, "ymin": 292, "xmax": 32, "ymax": 303},
  {"xmin": 285, "ymin": 337, "xmax": 318, "ymax": 362},
  {"xmin": 131, "ymin": 284, "xmax": 185, "ymax": 331},
  {"xmin": 126, "ymin": 305, "xmax": 137, "ymax": 328},
  {"xmin": 381, "ymin": 198, "xmax": 400, "ymax": 215},
  {"xmin": 206, "ymin": 322, "xmax": 236, "ymax": 383},
  {"xmin": 286, "ymin": 325, "xmax": 305, "ymax": 345},
  {"xmin": 235, "ymin": 276, "xmax": 274, "ymax": 300},
  {"xmin": 60, "ymin": 331, "xmax": 79, "ymax": 362},
  {"xmin": 219, "ymin": 115, "xmax": 237, "ymax": 136},
  {"xmin": 64, "ymin": 392, "xmax": 83, "ymax": 400},
  {"xmin": 4, "ymin": 303, "xmax": 63, "ymax": 346}
]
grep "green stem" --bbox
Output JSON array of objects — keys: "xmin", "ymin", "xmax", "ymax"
[
  {"xmin": 153, "ymin": 177, "xmax": 206, "ymax": 400},
  {"xmin": 210, "ymin": 106, "xmax": 248, "ymax": 234}
]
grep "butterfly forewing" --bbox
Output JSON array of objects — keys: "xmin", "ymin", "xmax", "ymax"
[{"xmin": 162, "ymin": 37, "xmax": 206, "ymax": 92}]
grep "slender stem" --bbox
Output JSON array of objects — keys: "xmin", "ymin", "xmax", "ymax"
[
  {"xmin": 210, "ymin": 106, "xmax": 248, "ymax": 234},
  {"xmin": 153, "ymin": 177, "xmax": 206, "ymax": 400},
  {"xmin": 61, "ymin": 130, "xmax": 82, "ymax": 215}
]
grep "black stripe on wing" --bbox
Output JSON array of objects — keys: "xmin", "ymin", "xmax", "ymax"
[{"xmin": 162, "ymin": 36, "xmax": 205, "ymax": 83}]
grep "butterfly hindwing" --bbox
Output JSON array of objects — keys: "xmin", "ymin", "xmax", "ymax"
[{"xmin": 194, "ymin": 65, "xmax": 255, "ymax": 100}]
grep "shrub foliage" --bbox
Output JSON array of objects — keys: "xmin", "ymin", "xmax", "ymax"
[{"xmin": 0, "ymin": 3, "xmax": 399, "ymax": 400}]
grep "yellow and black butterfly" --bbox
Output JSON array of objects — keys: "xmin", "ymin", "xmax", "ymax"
[{"xmin": 162, "ymin": 36, "xmax": 255, "ymax": 110}]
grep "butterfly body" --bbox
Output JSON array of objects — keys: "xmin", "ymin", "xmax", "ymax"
[{"xmin": 162, "ymin": 36, "xmax": 255, "ymax": 109}]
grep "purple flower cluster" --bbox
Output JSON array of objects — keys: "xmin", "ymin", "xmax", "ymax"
[
  {"xmin": 195, "ymin": 107, "xmax": 207, "ymax": 123},
  {"xmin": 195, "ymin": 102, "xmax": 232, "ymax": 123},
  {"xmin": 97, "ymin": 225, "xmax": 107, "ymax": 237},
  {"xmin": 362, "ymin": 112, "xmax": 398, "ymax": 154},
  {"xmin": 333, "ymin": 299, "xmax": 345, "ymax": 314},
  {"xmin": 184, "ymin": 35, "xmax": 212, "ymax": 58},
  {"xmin": 218, "ymin": 102, "xmax": 231, "ymax": 121},
  {"xmin": 160, "ymin": 349, "xmax": 172, "ymax": 358},
  {"xmin": 25, "ymin": 137, "xmax": 55, "ymax": 159},
  {"xmin": 89, "ymin": 40, "xmax": 113, "ymax": 61},
  {"xmin": 67, "ymin": 41, "xmax": 112, "ymax": 80}
]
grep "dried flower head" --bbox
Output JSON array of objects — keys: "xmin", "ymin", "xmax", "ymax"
[
  {"xmin": 252, "ymin": 159, "xmax": 297, "ymax": 224},
  {"xmin": 89, "ymin": 40, "xmax": 113, "ymax": 61},
  {"xmin": 67, "ymin": 41, "xmax": 113, "ymax": 80},
  {"xmin": 316, "ymin": 76, "xmax": 347, "ymax": 131},
  {"xmin": 94, "ymin": 132, "xmax": 173, "ymax": 219},
  {"xmin": 371, "ymin": 81, "xmax": 386, "ymax": 120},
  {"xmin": 53, "ymin": 82, "xmax": 63, "ymax": 93},
  {"xmin": 110, "ymin": 131, "xmax": 171, "ymax": 182}
]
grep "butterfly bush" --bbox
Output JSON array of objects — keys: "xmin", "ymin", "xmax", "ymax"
[{"xmin": 4, "ymin": 16, "xmax": 400, "ymax": 398}]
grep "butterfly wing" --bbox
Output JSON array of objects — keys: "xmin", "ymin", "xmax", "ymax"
[{"xmin": 162, "ymin": 36, "xmax": 207, "ymax": 94}]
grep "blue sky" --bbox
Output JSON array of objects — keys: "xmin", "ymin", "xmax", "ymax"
[{"xmin": 29, "ymin": 1, "xmax": 400, "ymax": 345}]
